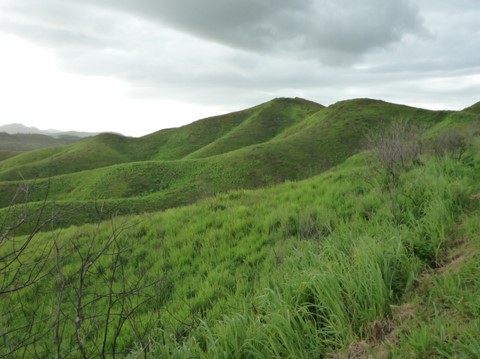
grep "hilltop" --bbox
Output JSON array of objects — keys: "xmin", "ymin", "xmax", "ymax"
[
  {"xmin": 1, "ymin": 97, "xmax": 479, "ymax": 232},
  {"xmin": 0, "ymin": 97, "xmax": 324, "ymax": 179},
  {"xmin": 463, "ymin": 100, "xmax": 480, "ymax": 114},
  {"xmin": 0, "ymin": 96, "xmax": 479, "ymax": 357}
]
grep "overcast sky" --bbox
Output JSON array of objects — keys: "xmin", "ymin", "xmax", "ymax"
[{"xmin": 0, "ymin": 0, "xmax": 479, "ymax": 136}]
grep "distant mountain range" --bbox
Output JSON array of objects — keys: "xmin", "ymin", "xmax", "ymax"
[{"xmin": 0, "ymin": 123, "xmax": 100, "ymax": 138}]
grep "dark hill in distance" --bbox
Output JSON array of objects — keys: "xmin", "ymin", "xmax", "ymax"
[
  {"xmin": 0, "ymin": 123, "xmax": 101, "ymax": 138},
  {"xmin": 463, "ymin": 101, "xmax": 480, "ymax": 114},
  {"xmin": 1, "ymin": 97, "xmax": 479, "ymax": 232},
  {"xmin": 0, "ymin": 132, "xmax": 83, "ymax": 152},
  {"xmin": 0, "ymin": 97, "xmax": 324, "ymax": 180},
  {"xmin": 0, "ymin": 123, "xmax": 106, "ymax": 152}
]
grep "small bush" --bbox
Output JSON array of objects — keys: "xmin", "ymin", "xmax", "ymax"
[
  {"xmin": 367, "ymin": 119, "xmax": 424, "ymax": 183},
  {"xmin": 433, "ymin": 130, "xmax": 469, "ymax": 160}
]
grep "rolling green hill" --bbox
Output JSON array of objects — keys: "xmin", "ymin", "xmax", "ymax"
[
  {"xmin": 1, "ymin": 98, "xmax": 479, "ymax": 233},
  {"xmin": 0, "ymin": 132, "xmax": 82, "ymax": 151},
  {"xmin": 1, "ymin": 96, "xmax": 480, "ymax": 357},
  {"xmin": 0, "ymin": 97, "xmax": 323, "ymax": 180},
  {"xmin": 463, "ymin": 100, "xmax": 480, "ymax": 114},
  {"xmin": 1, "ymin": 135, "xmax": 479, "ymax": 357},
  {"xmin": 185, "ymin": 97, "xmax": 324, "ymax": 159},
  {"xmin": 0, "ymin": 150, "xmax": 19, "ymax": 161}
]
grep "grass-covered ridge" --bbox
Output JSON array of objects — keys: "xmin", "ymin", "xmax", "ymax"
[
  {"xmin": 1, "ymin": 129, "xmax": 479, "ymax": 357},
  {"xmin": 0, "ymin": 132, "xmax": 83, "ymax": 152},
  {"xmin": 0, "ymin": 150, "xmax": 19, "ymax": 161},
  {"xmin": 463, "ymin": 100, "xmax": 480, "ymax": 114},
  {"xmin": 3, "ymin": 97, "xmax": 477, "ymax": 233},
  {"xmin": 0, "ymin": 97, "xmax": 323, "ymax": 181}
]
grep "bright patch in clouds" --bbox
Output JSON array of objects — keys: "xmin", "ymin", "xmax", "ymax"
[
  {"xmin": 0, "ymin": 0, "xmax": 479, "ymax": 136},
  {"xmin": 0, "ymin": 34, "xmax": 228, "ymax": 136}
]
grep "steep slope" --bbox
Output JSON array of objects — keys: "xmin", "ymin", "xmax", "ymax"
[
  {"xmin": 2, "ymin": 142, "xmax": 478, "ymax": 357},
  {"xmin": 209, "ymin": 99, "xmax": 449, "ymax": 188},
  {"xmin": 1, "ymin": 98, "xmax": 468, "ymax": 230},
  {"xmin": 463, "ymin": 100, "xmax": 480, "ymax": 114},
  {"xmin": 341, "ymin": 212, "xmax": 480, "ymax": 358},
  {"xmin": 186, "ymin": 97, "xmax": 323, "ymax": 159},
  {"xmin": 0, "ymin": 98, "xmax": 323, "ymax": 180}
]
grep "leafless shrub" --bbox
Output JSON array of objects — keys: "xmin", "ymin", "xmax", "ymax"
[
  {"xmin": 0, "ymin": 181, "xmax": 55, "ymax": 356},
  {"xmin": 367, "ymin": 119, "xmax": 424, "ymax": 183},
  {"xmin": 433, "ymin": 130, "xmax": 469, "ymax": 160},
  {"xmin": 1, "ymin": 186, "xmax": 159, "ymax": 358}
]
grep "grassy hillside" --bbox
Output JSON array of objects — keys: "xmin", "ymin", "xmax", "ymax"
[
  {"xmin": 0, "ymin": 98, "xmax": 323, "ymax": 181},
  {"xmin": 2, "ymin": 98, "xmax": 479, "ymax": 233},
  {"xmin": 0, "ymin": 132, "xmax": 82, "ymax": 151},
  {"xmin": 344, "ymin": 211, "xmax": 480, "ymax": 358},
  {"xmin": 1, "ymin": 132, "xmax": 479, "ymax": 357},
  {"xmin": 463, "ymin": 100, "xmax": 480, "ymax": 114},
  {"xmin": 0, "ymin": 150, "xmax": 19, "ymax": 161},
  {"xmin": 186, "ymin": 97, "xmax": 324, "ymax": 159}
]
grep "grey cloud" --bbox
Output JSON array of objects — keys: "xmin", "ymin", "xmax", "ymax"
[
  {"xmin": 0, "ymin": 1, "xmax": 120, "ymax": 49},
  {"xmin": 90, "ymin": 0, "xmax": 427, "ymax": 62},
  {"xmin": 0, "ymin": 0, "xmax": 478, "ymax": 114},
  {"xmin": 0, "ymin": 0, "xmax": 429, "ymax": 67}
]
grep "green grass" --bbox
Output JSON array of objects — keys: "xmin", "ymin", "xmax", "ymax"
[
  {"xmin": 2, "ymin": 97, "xmax": 473, "ymax": 233},
  {"xmin": 0, "ymin": 97, "xmax": 449, "ymax": 185},
  {"xmin": 340, "ymin": 208, "xmax": 480, "ymax": 359},
  {"xmin": 1, "ymin": 97, "xmax": 479, "ymax": 357},
  {"xmin": 463, "ymin": 100, "xmax": 480, "ymax": 114},
  {"xmin": 0, "ymin": 98, "xmax": 323, "ymax": 181},
  {"xmin": 1, "ymin": 142, "xmax": 478, "ymax": 357},
  {"xmin": 186, "ymin": 97, "xmax": 323, "ymax": 159},
  {"xmin": 0, "ymin": 132, "xmax": 82, "ymax": 151},
  {"xmin": 0, "ymin": 150, "xmax": 19, "ymax": 161}
]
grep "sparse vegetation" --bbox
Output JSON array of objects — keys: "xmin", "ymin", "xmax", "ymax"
[
  {"xmin": 433, "ymin": 129, "xmax": 469, "ymax": 160},
  {"xmin": 367, "ymin": 119, "xmax": 424, "ymax": 183}
]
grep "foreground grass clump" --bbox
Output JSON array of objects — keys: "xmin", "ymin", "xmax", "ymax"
[
  {"xmin": 336, "ymin": 208, "xmax": 480, "ymax": 358},
  {"xmin": 389, "ymin": 212, "xmax": 480, "ymax": 358},
  {"xmin": 147, "ymin": 153, "xmax": 478, "ymax": 358},
  {"xmin": 1, "ymin": 144, "xmax": 478, "ymax": 357}
]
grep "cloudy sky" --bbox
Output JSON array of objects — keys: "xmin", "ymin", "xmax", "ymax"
[{"xmin": 0, "ymin": 0, "xmax": 479, "ymax": 136}]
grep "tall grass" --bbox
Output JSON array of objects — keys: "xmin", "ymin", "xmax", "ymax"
[
  {"xmin": 145, "ymin": 153, "xmax": 477, "ymax": 357},
  {"xmin": 1, "ymin": 148, "xmax": 477, "ymax": 357}
]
